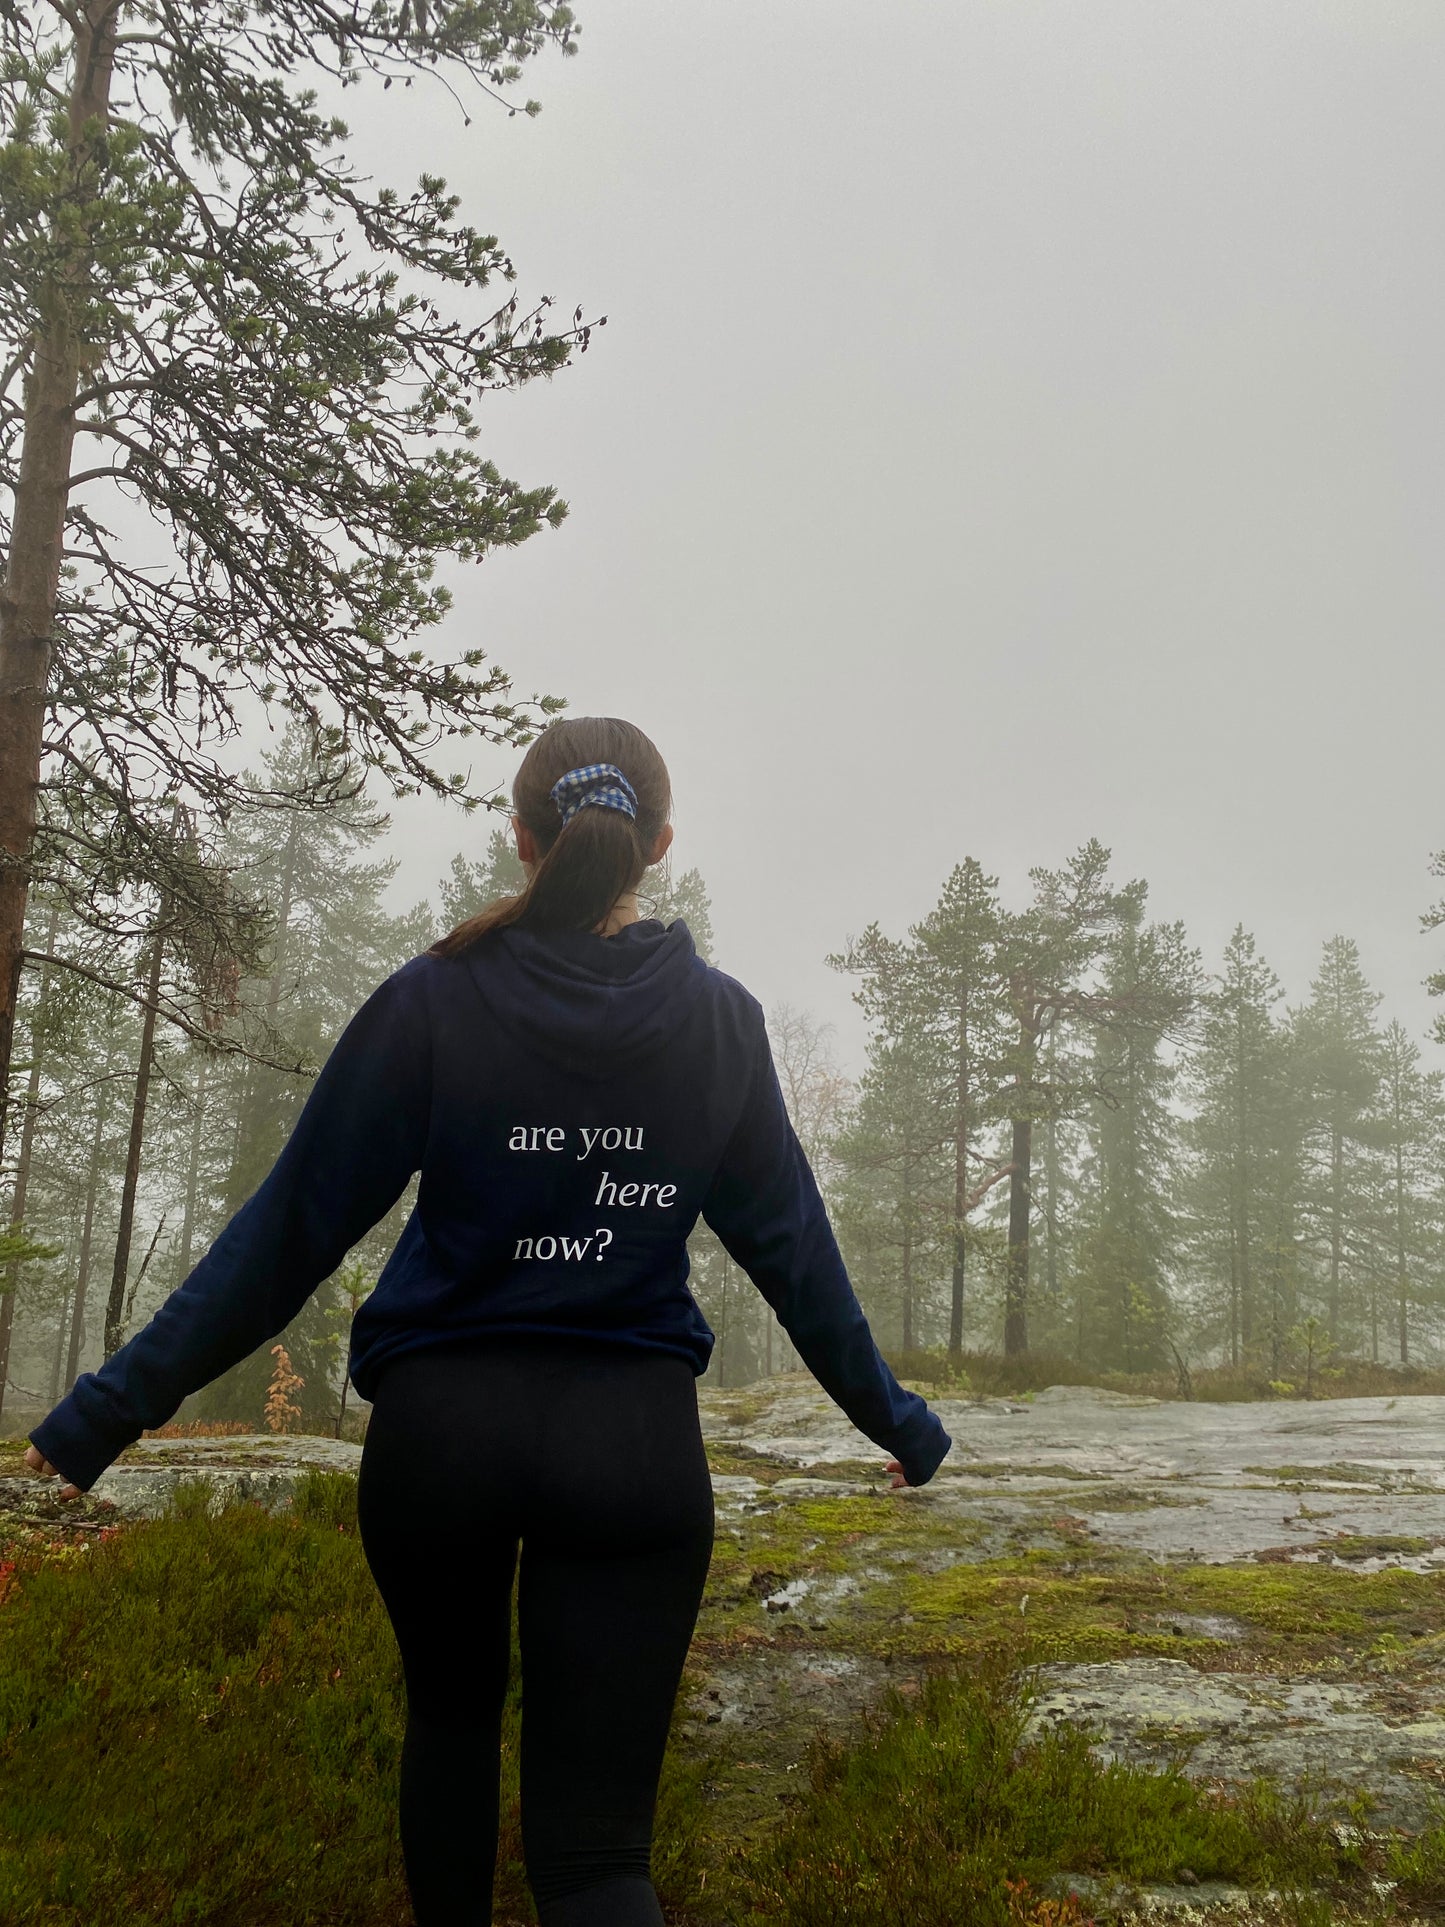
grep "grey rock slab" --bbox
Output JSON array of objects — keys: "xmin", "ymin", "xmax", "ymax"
[
  {"xmin": 6, "ymin": 1433, "xmax": 365, "ymax": 1520},
  {"xmin": 1027, "ymin": 1656, "xmax": 1445, "ymax": 1830},
  {"xmin": 696, "ymin": 1378, "xmax": 1445, "ymax": 1563},
  {"xmin": 700, "ymin": 1376, "xmax": 1445, "ymax": 1487},
  {"xmin": 681, "ymin": 1644, "xmax": 900, "ymax": 1750}
]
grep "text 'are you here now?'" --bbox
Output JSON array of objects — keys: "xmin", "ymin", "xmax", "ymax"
[{"xmin": 507, "ymin": 1123, "xmax": 678, "ymax": 1262}]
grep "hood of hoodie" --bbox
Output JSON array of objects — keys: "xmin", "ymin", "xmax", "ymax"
[{"xmin": 461, "ymin": 917, "xmax": 710, "ymax": 1079}]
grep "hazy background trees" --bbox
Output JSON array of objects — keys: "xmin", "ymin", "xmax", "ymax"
[{"xmin": 5, "ymin": 804, "xmax": 1445, "ymax": 1430}]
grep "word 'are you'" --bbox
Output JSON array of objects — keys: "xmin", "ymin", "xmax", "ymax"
[{"xmin": 508, "ymin": 1124, "xmax": 645, "ymax": 1161}]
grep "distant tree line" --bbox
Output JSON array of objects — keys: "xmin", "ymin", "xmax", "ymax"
[
  {"xmin": 827, "ymin": 843, "xmax": 1445, "ymax": 1382},
  {"xmin": 4, "ymin": 781, "xmax": 1444, "ymax": 1426}
]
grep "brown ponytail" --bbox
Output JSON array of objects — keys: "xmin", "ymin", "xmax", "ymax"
[{"xmin": 429, "ymin": 717, "xmax": 672, "ymax": 957}]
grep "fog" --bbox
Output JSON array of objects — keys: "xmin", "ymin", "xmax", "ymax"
[{"xmin": 276, "ymin": 0, "xmax": 1440, "ymax": 1068}]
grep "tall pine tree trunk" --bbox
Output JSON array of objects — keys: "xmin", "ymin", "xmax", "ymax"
[
  {"xmin": 1396, "ymin": 1141, "xmax": 1409, "ymax": 1366},
  {"xmin": 0, "ymin": 1, "xmax": 123, "ymax": 1184},
  {"xmin": 1328, "ymin": 1119, "xmax": 1344, "ymax": 1341},
  {"xmin": 104, "ymin": 916, "xmax": 164, "ymax": 1356},
  {"xmin": 901, "ymin": 1222, "xmax": 914, "ymax": 1353},
  {"xmin": 0, "ymin": 906, "xmax": 60, "ymax": 1420},
  {"xmin": 175, "ymin": 1052, "xmax": 210, "ymax": 1282},
  {"xmin": 64, "ymin": 1080, "xmax": 111, "ymax": 1396},
  {"xmin": 1233, "ymin": 1016, "xmax": 1254, "ymax": 1359},
  {"xmin": 49, "ymin": 1279, "xmax": 73, "ymax": 1404},
  {"xmin": 1004, "ymin": 1115, "xmax": 1032, "ymax": 1355},
  {"xmin": 1003, "ymin": 1007, "xmax": 1037, "ymax": 1358},
  {"xmin": 949, "ymin": 991, "xmax": 970, "ymax": 1359},
  {"xmin": 1233, "ymin": 1248, "xmax": 1248, "ymax": 1372}
]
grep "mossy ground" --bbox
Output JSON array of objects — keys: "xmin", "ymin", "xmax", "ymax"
[{"xmin": 5, "ymin": 1436, "xmax": 1445, "ymax": 1924}]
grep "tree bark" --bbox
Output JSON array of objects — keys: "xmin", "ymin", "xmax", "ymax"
[
  {"xmin": 175, "ymin": 1051, "xmax": 210, "ymax": 1282},
  {"xmin": 1328, "ymin": 1117, "xmax": 1344, "ymax": 1342},
  {"xmin": 49, "ymin": 1278, "xmax": 73, "ymax": 1405},
  {"xmin": 1003, "ymin": 1114, "xmax": 1032, "ymax": 1356},
  {"xmin": 0, "ymin": 0, "xmax": 124, "ymax": 1184},
  {"xmin": 64, "ymin": 1072, "xmax": 112, "ymax": 1395},
  {"xmin": 103, "ymin": 916, "xmax": 164, "ymax": 1356},
  {"xmin": 0, "ymin": 904, "xmax": 60, "ymax": 1420},
  {"xmin": 901, "ymin": 1221, "xmax": 913, "ymax": 1354},
  {"xmin": 1396, "ymin": 1139, "xmax": 1409, "ymax": 1367},
  {"xmin": 949, "ymin": 989, "xmax": 970, "ymax": 1358}
]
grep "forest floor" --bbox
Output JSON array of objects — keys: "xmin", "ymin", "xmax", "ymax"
[
  {"xmin": 5, "ymin": 1378, "xmax": 1445, "ymax": 1921},
  {"xmin": 679, "ymin": 1377, "xmax": 1445, "ymax": 1919}
]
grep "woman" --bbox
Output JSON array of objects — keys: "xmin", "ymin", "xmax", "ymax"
[{"xmin": 26, "ymin": 715, "xmax": 953, "ymax": 1926}]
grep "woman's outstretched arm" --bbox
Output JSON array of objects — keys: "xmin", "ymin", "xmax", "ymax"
[
  {"xmin": 27, "ymin": 960, "xmax": 434, "ymax": 1494},
  {"xmin": 699, "ymin": 1007, "xmax": 953, "ymax": 1487}
]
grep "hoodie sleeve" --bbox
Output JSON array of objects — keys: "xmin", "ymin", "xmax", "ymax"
[
  {"xmin": 699, "ymin": 1007, "xmax": 953, "ymax": 1487},
  {"xmin": 27, "ymin": 963, "xmax": 433, "ymax": 1495}
]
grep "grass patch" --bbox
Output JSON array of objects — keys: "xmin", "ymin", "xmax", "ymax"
[
  {"xmin": 708, "ymin": 1649, "xmax": 1382, "ymax": 1925},
  {"xmin": 0, "ymin": 1472, "xmax": 418, "ymax": 1926},
  {"xmin": 8, "ymin": 1462, "xmax": 1445, "ymax": 1923}
]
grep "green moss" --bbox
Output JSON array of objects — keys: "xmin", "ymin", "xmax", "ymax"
[
  {"xmin": 8, "ymin": 1463, "xmax": 1445, "ymax": 1925},
  {"xmin": 949, "ymin": 1462, "xmax": 1101, "ymax": 1482},
  {"xmin": 1318, "ymin": 1535, "xmax": 1437, "ymax": 1562},
  {"xmin": 1243, "ymin": 1463, "xmax": 1432, "ymax": 1489}
]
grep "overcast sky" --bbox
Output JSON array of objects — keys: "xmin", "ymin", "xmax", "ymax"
[{"xmin": 315, "ymin": 0, "xmax": 1444, "ymax": 1073}]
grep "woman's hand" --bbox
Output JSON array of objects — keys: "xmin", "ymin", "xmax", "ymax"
[
  {"xmin": 883, "ymin": 1457, "xmax": 911, "ymax": 1490},
  {"xmin": 23, "ymin": 1445, "xmax": 81, "ymax": 1501}
]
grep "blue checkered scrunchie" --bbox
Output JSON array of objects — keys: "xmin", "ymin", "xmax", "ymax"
[{"xmin": 549, "ymin": 763, "xmax": 640, "ymax": 827}]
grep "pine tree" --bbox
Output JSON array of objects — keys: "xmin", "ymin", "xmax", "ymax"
[
  {"xmin": 1185, "ymin": 928, "xmax": 1304, "ymax": 1373},
  {"xmin": 1072, "ymin": 907, "xmax": 1199, "ymax": 1372},
  {"xmin": 910, "ymin": 861, "xmax": 1013, "ymax": 1359},
  {"xmin": 994, "ymin": 846, "xmax": 1193, "ymax": 1356},
  {"xmin": 832, "ymin": 1022, "xmax": 946, "ymax": 1355},
  {"xmin": 1371, "ymin": 1021, "xmax": 1445, "ymax": 1365},
  {"xmin": 1, "ymin": 0, "xmax": 587, "ymax": 1197},
  {"xmin": 1290, "ymin": 937, "xmax": 1385, "ymax": 1347},
  {"xmin": 181, "ymin": 735, "xmax": 433, "ymax": 1426},
  {"xmin": 1424, "ymin": 849, "xmax": 1445, "ymax": 1047},
  {"xmin": 437, "ymin": 827, "xmax": 528, "ymax": 930}
]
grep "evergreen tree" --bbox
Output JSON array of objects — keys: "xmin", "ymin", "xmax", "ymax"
[
  {"xmin": 438, "ymin": 826, "xmax": 716, "ymax": 960},
  {"xmin": 1371, "ymin": 1021, "xmax": 1445, "ymax": 1365},
  {"xmin": 910, "ymin": 861, "xmax": 1013, "ymax": 1359},
  {"xmin": 646, "ymin": 866, "xmax": 715, "ymax": 962},
  {"xmin": 832, "ymin": 1020, "xmax": 947, "ymax": 1355},
  {"xmin": 1184, "ymin": 928, "xmax": 1304, "ymax": 1372},
  {"xmin": 1071, "ymin": 907, "xmax": 1199, "ymax": 1372},
  {"xmin": 994, "ymin": 846, "xmax": 1193, "ymax": 1356},
  {"xmin": 182, "ymin": 734, "xmax": 433, "ymax": 1426},
  {"xmin": 1290, "ymin": 937, "xmax": 1385, "ymax": 1346},
  {"xmin": 1424, "ymin": 849, "xmax": 1445, "ymax": 1048},
  {"xmin": 1, "ymin": 1, "xmax": 588, "ymax": 1192},
  {"xmin": 437, "ymin": 826, "xmax": 527, "ymax": 930}
]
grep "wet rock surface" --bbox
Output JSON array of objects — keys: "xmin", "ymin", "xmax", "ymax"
[
  {"xmin": 8, "ymin": 1378, "xmax": 1445, "ymax": 1916},
  {"xmin": 703, "ymin": 1379, "xmax": 1445, "ymax": 1565},
  {"xmin": 1027, "ymin": 1655, "xmax": 1445, "ymax": 1831},
  {"xmin": 0, "ymin": 1430, "xmax": 362, "ymax": 1522},
  {"xmin": 686, "ymin": 1375, "xmax": 1445, "ymax": 1913}
]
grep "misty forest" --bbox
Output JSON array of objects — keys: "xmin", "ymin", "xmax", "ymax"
[
  {"xmin": 5, "ymin": 3, "xmax": 1445, "ymax": 1927},
  {"xmin": 6, "ymin": 792, "xmax": 1445, "ymax": 1430}
]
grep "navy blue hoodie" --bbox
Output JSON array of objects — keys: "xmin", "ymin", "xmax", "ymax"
[{"xmin": 29, "ymin": 919, "xmax": 953, "ymax": 1494}]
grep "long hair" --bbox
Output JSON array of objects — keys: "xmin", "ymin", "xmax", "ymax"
[{"xmin": 429, "ymin": 717, "xmax": 672, "ymax": 958}]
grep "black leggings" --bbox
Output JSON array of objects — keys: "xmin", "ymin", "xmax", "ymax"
[{"xmin": 356, "ymin": 1333, "xmax": 716, "ymax": 1926}]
